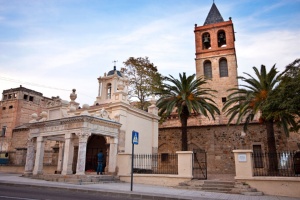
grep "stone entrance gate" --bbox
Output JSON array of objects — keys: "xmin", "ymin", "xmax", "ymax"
[{"xmin": 24, "ymin": 115, "xmax": 121, "ymax": 176}]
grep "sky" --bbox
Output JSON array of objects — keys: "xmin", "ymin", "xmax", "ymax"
[{"xmin": 0, "ymin": 0, "xmax": 299, "ymax": 105}]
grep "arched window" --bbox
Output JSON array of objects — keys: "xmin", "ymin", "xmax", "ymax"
[
  {"xmin": 203, "ymin": 60, "xmax": 212, "ymax": 79},
  {"xmin": 107, "ymin": 83, "xmax": 112, "ymax": 99},
  {"xmin": 218, "ymin": 30, "xmax": 226, "ymax": 47},
  {"xmin": 219, "ymin": 58, "xmax": 228, "ymax": 77},
  {"xmin": 202, "ymin": 32, "xmax": 211, "ymax": 49}
]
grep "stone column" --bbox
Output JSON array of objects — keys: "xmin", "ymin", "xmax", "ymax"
[
  {"xmin": 33, "ymin": 136, "xmax": 45, "ymax": 175},
  {"xmin": 108, "ymin": 137, "xmax": 118, "ymax": 174},
  {"xmin": 24, "ymin": 138, "xmax": 35, "ymax": 176},
  {"xmin": 62, "ymin": 132, "xmax": 74, "ymax": 175},
  {"xmin": 56, "ymin": 142, "xmax": 64, "ymax": 174},
  {"xmin": 75, "ymin": 131, "xmax": 91, "ymax": 175}
]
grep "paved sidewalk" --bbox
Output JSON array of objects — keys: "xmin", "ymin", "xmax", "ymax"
[{"xmin": 0, "ymin": 172, "xmax": 299, "ymax": 200}]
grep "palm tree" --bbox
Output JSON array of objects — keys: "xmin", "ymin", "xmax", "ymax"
[
  {"xmin": 156, "ymin": 73, "xmax": 220, "ymax": 151},
  {"xmin": 223, "ymin": 64, "xmax": 298, "ymax": 174}
]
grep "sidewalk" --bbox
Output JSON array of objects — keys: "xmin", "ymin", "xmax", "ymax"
[{"xmin": 0, "ymin": 172, "xmax": 299, "ymax": 200}]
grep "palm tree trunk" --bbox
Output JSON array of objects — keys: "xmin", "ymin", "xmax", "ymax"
[
  {"xmin": 265, "ymin": 120, "xmax": 278, "ymax": 175},
  {"xmin": 180, "ymin": 106, "xmax": 189, "ymax": 151}
]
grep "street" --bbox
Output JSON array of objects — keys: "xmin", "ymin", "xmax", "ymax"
[{"xmin": 0, "ymin": 184, "xmax": 138, "ymax": 200}]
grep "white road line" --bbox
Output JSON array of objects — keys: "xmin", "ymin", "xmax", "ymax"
[{"xmin": 0, "ymin": 195, "xmax": 39, "ymax": 200}]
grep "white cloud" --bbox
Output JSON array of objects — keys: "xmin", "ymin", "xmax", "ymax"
[{"xmin": 236, "ymin": 29, "xmax": 300, "ymax": 78}]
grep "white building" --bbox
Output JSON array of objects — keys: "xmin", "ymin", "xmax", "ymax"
[{"xmin": 24, "ymin": 66, "xmax": 160, "ymax": 176}]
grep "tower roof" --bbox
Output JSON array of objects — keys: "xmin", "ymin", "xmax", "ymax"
[
  {"xmin": 203, "ymin": 3, "xmax": 224, "ymax": 25},
  {"xmin": 107, "ymin": 66, "xmax": 122, "ymax": 77}
]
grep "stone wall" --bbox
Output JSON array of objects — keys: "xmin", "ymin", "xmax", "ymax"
[{"xmin": 158, "ymin": 123, "xmax": 300, "ymax": 175}]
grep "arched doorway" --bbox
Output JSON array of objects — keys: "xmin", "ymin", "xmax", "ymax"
[{"xmin": 85, "ymin": 135, "xmax": 107, "ymax": 172}]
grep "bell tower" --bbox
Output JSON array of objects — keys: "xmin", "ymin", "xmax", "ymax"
[{"xmin": 194, "ymin": 3, "xmax": 238, "ymax": 124}]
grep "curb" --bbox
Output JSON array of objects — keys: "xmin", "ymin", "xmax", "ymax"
[{"xmin": 0, "ymin": 181, "xmax": 192, "ymax": 200}]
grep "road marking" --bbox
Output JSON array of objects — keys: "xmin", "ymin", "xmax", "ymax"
[{"xmin": 0, "ymin": 195, "xmax": 39, "ymax": 200}]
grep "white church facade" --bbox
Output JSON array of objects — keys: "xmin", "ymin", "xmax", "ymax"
[{"xmin": 21, "ymin": 66, "xmax": 159, "ymax": 176}]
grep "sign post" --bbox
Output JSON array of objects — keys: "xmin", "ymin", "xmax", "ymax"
[{"xmin": 131, "ymin": 130, "xmax": 139, "ymax": 191}]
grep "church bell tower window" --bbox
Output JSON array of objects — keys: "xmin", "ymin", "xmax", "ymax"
[
  {"xmin": 202, "ymin": 32, "xmax": 211, "ymax": 49},
  {"xmin": 107, "ymin": 83, "xmax": 112, "ymax": 99},
  {"xmin": 204, "ymin": 60, "xmax": 212, "ymax": 79},
  {"xmin": 219, "ymin": 58, "xmax": 228, "ymax": 77},
  {"xmin": 218, "ymin": 30, "xmax": 226, "ymax": 47}
]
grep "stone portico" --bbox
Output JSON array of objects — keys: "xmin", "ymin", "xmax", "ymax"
[{"xmin": 24, "ymin": 115, "xmax": 121, "ymax": 176}]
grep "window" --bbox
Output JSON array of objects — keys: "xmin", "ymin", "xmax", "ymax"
[
  {"xmin": 9, "ymin": 105, "xmax": 13, "ymax": 109},
  {"xmin": 203, "ymin": 61, "xmax": 212, "ymax": 79},
  {"xmin": 222, "ymin": 97, "xmax": 227, "ymax": 103},
  {"xmin": 202, "ymin": 32, "xmax": 211, "ymax": 49},
  {"xmin": 219, "ymin": 58, "xmax": 228, "ymax": 77},
  {"xmin": 2, "ymin": 107, "xmax": 6, "ymax": 110},
  {"xmin": 13, "ymin": 93, "xmax": 17, "ymax": 98},
  {"xmin": 218, "ymin": 30, "xmax": 226, "ymax": 47},
  {"xmin": 107, "ymin": 83, "xmax": 112, "ymax": 99},
  {"xmin": 23, "ymin": 94, "xmax": 28, "ymax": 100},
  {"xmin": 1, "ymin": 126, "xmax": 6, "ymax": 137},
  {"xmin": 8, "ymin": 94, "xmax": 12, "ymax": 99},
  {"xmin": 3, "ymin": 95, "xmax": 7, "ymax": 100},
  {"xmin": 253, "ymin": 145, "xmax": 263, "ymax": 168},
  {"xmin": 29, "ymin": 96, "xmax": 34, "ymax": 101}
]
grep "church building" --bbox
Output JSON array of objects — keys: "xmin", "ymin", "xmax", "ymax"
[
  {"xmin": 158, "ymin": 3, "xmax": 300, "ymax": 177},
  {"xmin": 1, "ymin": 66, "xmax": 159, "ymax": 175}
]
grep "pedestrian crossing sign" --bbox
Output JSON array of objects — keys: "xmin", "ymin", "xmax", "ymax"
[{"xmin": 132, "ymin": 131, "xmax": 139, "ymax": 145}]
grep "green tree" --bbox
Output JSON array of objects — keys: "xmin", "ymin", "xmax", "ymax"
[
  {"xmin": 223, "ymin": 64, "xmax": 298, "ymax": 173},
  {"xmin": 122, "ymin": 57, "xmax": 164, "ymax": 110},
  {"xmin": 263, "ymin": 59, "xmax": 300, "ymax": 133},
  {"xmin": 157, "ymin": 73, "xmax": 220, "ymax": 151}
]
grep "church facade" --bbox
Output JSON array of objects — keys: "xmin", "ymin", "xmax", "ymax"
[{"xmin": 1, "ymin": 67, "xmax": 159, "ymax": 175}]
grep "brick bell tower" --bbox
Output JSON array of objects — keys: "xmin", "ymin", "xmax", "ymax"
[{"xmin": 194, "ymin": 3, "xmax": 238, "ymax": 124}]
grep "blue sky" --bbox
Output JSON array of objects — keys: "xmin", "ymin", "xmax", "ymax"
[{"xmin": 0, "ymin": 0, "xmax": 300, "ymax": 105}]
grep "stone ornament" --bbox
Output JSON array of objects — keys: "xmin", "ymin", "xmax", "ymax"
[
  {"xmin": 69, "ymin": 105, "xmax": 76, "ymax": 112},
  {"xmin": 70, "ymin": 89, "xmax": 77, "ymax": 102},
  {"xmin": 29, "ymin": 113, "xmax": 38, "ymax": 123},
  {"xmin": 76, "ymin": 132, "xmax": 91, "ymax": 143},
  {"xmin": 39, "ymin": 111, "xmax": 48, "ymax": 122},
  {"xmin": 150, "ymin": 94, "xmax": 156, "ymax": 105},
  {"xmin": 113, "ymin": 114, "xmax": 120, "ymax": 122},
  {"xmin": 82, "ymin": 104, "xmax": 90, "ymax": 109},
  {"xmin": 100, "ymin": 108, "xmax": 110, "ymax": 119},
  {"xmin": 46, "ymin": 97, "xmax": 63, "ymax": 108},
  {"xmin": 80, "ymin": 104, "xmax": 90, "ymax": 116}
]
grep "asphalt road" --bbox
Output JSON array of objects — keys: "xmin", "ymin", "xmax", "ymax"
[{"xmin": 0, "ymin": 184, "xmax": 139, "ymax": 200}]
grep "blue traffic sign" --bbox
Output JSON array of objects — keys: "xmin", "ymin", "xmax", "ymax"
[{"xmin": 132, "ymin": 131, "xmax": 139, "ymax": 145}]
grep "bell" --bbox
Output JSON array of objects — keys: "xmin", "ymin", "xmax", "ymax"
[
  {"xmin": 203, "ymin": 37, "xmax": 210, "ymax": 44},
  {"xmin": 218, "ymin": 34, "xmax": 226, "ymax": 46}
]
